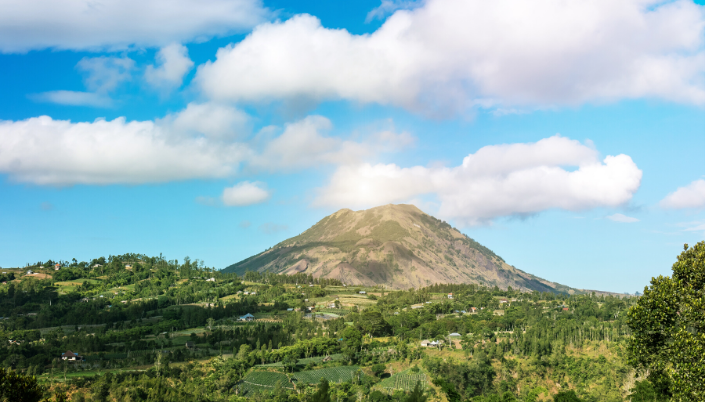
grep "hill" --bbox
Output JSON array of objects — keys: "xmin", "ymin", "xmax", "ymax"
[{"xmin": 224, "ymin": 204, "xmax": 577, "ymax": 292}]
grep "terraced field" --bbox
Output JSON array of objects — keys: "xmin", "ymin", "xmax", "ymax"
[
  {"xmin": 239, "ymin": 371, "xmax": 292, "ymax": 394},
  {"xmin": 377, "ymin": 369, "xmax": 428, "ymax": 392},
  {"xmin": 292, "ymin": 365, "xmax": 362, "ymax": 384}
]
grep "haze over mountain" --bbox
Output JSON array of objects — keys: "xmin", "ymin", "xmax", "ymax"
[{"xmin": 224, "ymin": 204, "xmax": 579, "ymax": 293}]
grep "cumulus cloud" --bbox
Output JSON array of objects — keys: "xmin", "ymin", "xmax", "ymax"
[
  {"xmin": 0, "ymin": 105, "xmax": 402, "ymax": 186},
  {"xmin": 660, "ymin": 179, "xmax": 705, "ymax": 209},
  {"xmin": 221, "ymin": 181, "xmax": 271, "ymax": 206},
  {"xmin": 145, "ymin": 44, "xmax": 195, "ymax": 91},
  {"xmin": 28, "ymin": 91, "xmax": 113, "ymax": 108},
  {"xmin": 607, "ymin": 213, "xmax": 640, "ymax": 223},
  {"xmin": 196, "ymin": 0, "xmax": 705, "ymax": 112},
  {"xmin": 0, "ymin": 114, "xmax": 246, "ymax": 185},
  {"xmin": 0, "ymin": 0, "xmax": 270, "ymax": 53},
  {"xmin": 158, "ymin": 102, "xmax": 251, "ymax": 142},
  {"xmin": 315, "ymin": 136, "xmax": 643, "ymax": 225},
  {"xmin": 249, "ymin": 116, "xmax": 372, "ymax": 171}
]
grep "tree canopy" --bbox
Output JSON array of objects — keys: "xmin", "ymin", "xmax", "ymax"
[{"xmin": 628, "ymin": 241, "xmax": 705, "ymax": 401}]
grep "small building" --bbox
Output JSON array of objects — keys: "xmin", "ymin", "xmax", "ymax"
[
  {"xmin": 206, "ymin": 278, "xmax": 215, "ymax": 282},
  {"xmin": 26, "ymin": 270, "xmax": 34, "ymax": 275},
  {"xmin": 239, "ymin": 313, "xmax": 255, "ymax": 322},
  {"xmin": 562, "ymin": 307, "xmax": 569, "ymax": 311},
  {"xmin": 447, "ymin": 293, "xmax": 453, "ymax": 299},
  {"xmin": 359, "ymin": 291, "xmax": 366, "ymax": 295},
  {"xmin": 54, "ymin": 263, "xmax": 61, "ymax": 271},
  {"xmin": 420, "ymin": 340, "xmax": 431, "ymax": 347},
  {"xmin": 92, "ymin": 264, "xmax": 102, "ymax": 268},
  {"xmin": 185, "ymin": 341, "xmax": 195, "ymax": 350},
  {"xmin": 449, "ymin": 332, "xmax": 461, "ymax": 337},
  {"xmin": 499, "ymin": 299, "xmax": 508, "ymax": 304},
  {"xmin": 286, "ymin": 308, "xmax": 294, "ymax": 311},
  {"xmin": 61, "ymin": 351, "xmax": 83, "ymax": 361},
  {"xmin": 328, "ymin": 303, "xmax": 336, "ymax": 308},
  {"xmin": 470, "ymin": 307, "xmax": 478, "ymax": 313},
  {"xmin": 322, "ymin": 355, "xmax": 333, "ymax": 362}
]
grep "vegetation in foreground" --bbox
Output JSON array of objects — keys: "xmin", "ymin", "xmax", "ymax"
[{"xmin": 1, "ymin": 243, "xmax": 703, "ymax": 401}]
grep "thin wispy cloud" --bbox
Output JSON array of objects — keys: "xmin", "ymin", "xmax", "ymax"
[{"xmin": 607, "ymin": 213, "xmax": 640, "ymax": 223}]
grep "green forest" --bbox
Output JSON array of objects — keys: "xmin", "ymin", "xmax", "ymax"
[{"xmin": 1, "ymin": 242, "xmax": 703, "ymax": 402}]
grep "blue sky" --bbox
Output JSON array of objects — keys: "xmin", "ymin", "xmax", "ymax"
[{"xmin": 1, "ymin": 0, "xmax": 704, "ymax": 293}]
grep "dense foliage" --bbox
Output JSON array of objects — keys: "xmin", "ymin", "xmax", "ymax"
[
  {"xmin": 627, "ymin": 241, "xmax": 705, "ymax": 401},
  {"xmin": 0, "ymin": 250, "xmax": 674, "ymax": 401}
]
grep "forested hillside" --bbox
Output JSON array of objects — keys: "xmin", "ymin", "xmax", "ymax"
[{"xmin": 0, "ymin": 251, "xmax": 670, "ymax": 402}]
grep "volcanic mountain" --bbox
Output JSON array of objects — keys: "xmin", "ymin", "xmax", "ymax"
[{"xmin": 223, "ymin": 204, "xmax": 576, "ymax": 292}]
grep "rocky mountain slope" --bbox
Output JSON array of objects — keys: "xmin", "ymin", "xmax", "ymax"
[{"xmin": 223, "ymin": 204, "xmax": 576, "ymax": 292}]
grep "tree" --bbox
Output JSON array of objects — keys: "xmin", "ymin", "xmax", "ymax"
[
  {"xmin": 371, "ymin": 363, "xmax": 386, "ymax": 377},
  {"xmin": 0, "ymin": 368, "xmax": 45, "ymax": 402},
  {"xmin": 627, "ymin": 242, "xmax": 705, "ymax": 401},
  {"xmin": 405, "ymin": 381, "xmax": 427, "ymax": 402},
  {"xmin": 341, "ymin": 327, "xmax": 362, "ymax": 361},
  {"xmin": 311, "ymin": 378, "xmax": 331, "ymax": 402},
  {"xmin": 281, "ymin": 352, "xmax": 298, "ymax": 373},
  {"xmin": 553, "ymin": 390, "xmax": 582, "ymax": 402}
]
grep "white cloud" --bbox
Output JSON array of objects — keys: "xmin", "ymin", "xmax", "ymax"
[
  {"xmin": 0, "ymin": 115, "xmax": 246, "ymax": 185},
  {"xmin": 159, "ymin": 102, "xmax": 251, "ymax": 142},
  {"xmin": 145, "ymin": 44, "xmax": 195, "ymax": 91},
  {"xmin": 0, "ymin": 0, "xmax": 270, "ymax": 53},
  {"xmin": 222, "ymin": 181, "xmax": 270, "ymax": 206},
  {"xmin": 660, "ymin": 179, "xmax": 705, "ymax": 209},
  {"xmin": 249, "ymin": 116, "xmax": 370, "ymax": 171},
  {"xmin": 607, "ymin": 213, "xmax": 640, "ymax": 223},
  {"xmin": 196, "ymin": 0, "xmax": 705, "ymax": 112},
  {"xmin": 315, "ymin": 135, "xmax": 643, "ymax": 225},
  {"xmin": 0, "ymin": 106, "xmax": 400, "ymax": 186},
  {"xmin": 366, "ymin": 0, "xmax": 423, "ymax": 23},
  {"xmin": 77, "ymin": 57, "xmax": 134, "ymax": 93},
  {"xmin": 28, "ymin": 91, "xmax": 113, "ymax": 108},
  {"xmin": 32, "ymin": 57, "xmax": 134, "ymax": 108}
]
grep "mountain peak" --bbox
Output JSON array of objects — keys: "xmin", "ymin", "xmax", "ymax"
[{"xmin": 224, "ymin": 204, "xmax": 573, "ymax": 293}]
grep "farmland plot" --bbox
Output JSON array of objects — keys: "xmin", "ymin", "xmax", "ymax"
[
  {"xmin": 239, "ymin": 371, "xmax": 292, "ymax": 394},
  {"xmin": 377, "ymin": 369, "xmax": 428, "ymax": 392},
  {"xmin": 292, "ymin": 365, "xmax": 362, "ymax": 384}
]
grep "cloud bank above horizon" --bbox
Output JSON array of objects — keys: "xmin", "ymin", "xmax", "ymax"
[
  {"xmin": 196, "ymin": 0, "xmax": 705, "ymax": 113},
  {"xmin": 315, "ymin": 136, "xmax": 643, "ymax": 225}
]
